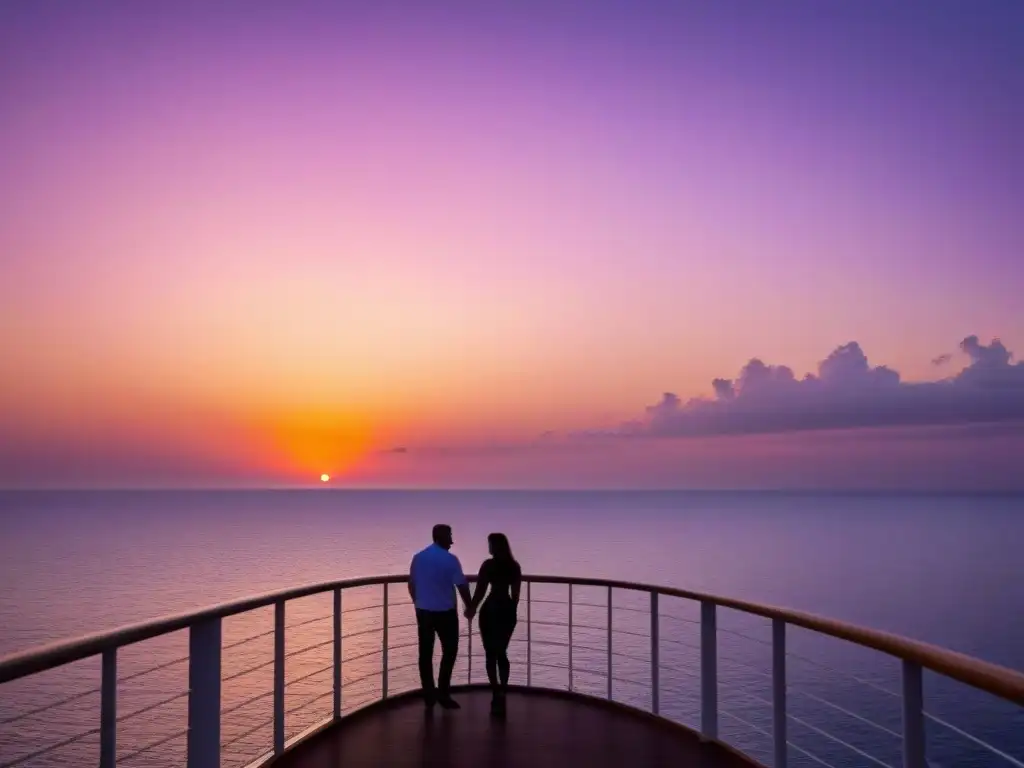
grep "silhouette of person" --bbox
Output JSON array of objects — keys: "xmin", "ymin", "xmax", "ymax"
[
  {"xmin": 467, "ymin": 532, "xmax": 522, "ymax": 716},
  {"xmin": 409, "ymin": 524, "xmax": 473, "ymax": 708}
]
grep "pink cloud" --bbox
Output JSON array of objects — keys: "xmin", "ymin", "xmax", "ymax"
[{"xmin": 595, "ymin": 337, "xmax": 1024, "ymax": 439}]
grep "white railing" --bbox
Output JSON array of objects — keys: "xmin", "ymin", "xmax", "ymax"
[{"xmin": 1, "ymin": 575, "xmax": 1022, "ymax": 768}]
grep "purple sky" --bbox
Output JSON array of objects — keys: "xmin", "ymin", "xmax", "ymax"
[{"xmin": 1, "ymin": 1, "xmax": 1022, "ymax": 488}]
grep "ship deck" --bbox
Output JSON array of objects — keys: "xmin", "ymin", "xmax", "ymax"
[{"xmin": 272, "ymin": 685, "xmax": 761, "ymax": 768}]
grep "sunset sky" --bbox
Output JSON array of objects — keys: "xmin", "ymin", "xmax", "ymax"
[{"xmin": 2, "ymin": 1, "xmax": 1022, "ymax": 489}]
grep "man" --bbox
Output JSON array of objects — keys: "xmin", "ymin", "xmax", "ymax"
[{"xmin": 409, "ymin": 524, "xmax": 474, "ymax": 708}]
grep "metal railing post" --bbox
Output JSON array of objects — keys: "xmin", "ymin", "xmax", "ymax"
[
  {"xmin": 773, "ymin": 618, "xmax": 787, "ymax": 768},
  {"xmin": 273, "ymin": 600, "xmax": 285, "ymax": 755},
  {"xmin": 607, "ymin": 585, "xmax": 613, "ymax": 700},
  {"xmin": 100, "ymin": 648, "xmax": 116, "ymax": 768},
  {"xmin": 700, "ymin": 600, "xmax": 718, "ymax": 741},
  {"xmin": 187, "ymin": 617, "xmax": 221, "ymax": 768},
  {"xmin": 568, "ymin": 583, "xmax": 573, "ymax": 691},
  {"xmin": 382, "ymin": 584, "xmax": 389, "ymax": 699},
  {"xmin": 333, "ymin": 588, "xmax": 342, "ymax": 719},
  {"xmin": 468, "ymin": 609, "xmax": 473, "ymax": 684},
  {"xmin": 902, "ymin": 661, "xmax": 926, "ymax": 768},
  {"xmin": 526, "ymin": 581, "xmax": 532, "ymax": 687},
  {"xmin": 651, "ymin": 591, "xmax": 659, "ymax": 715}
]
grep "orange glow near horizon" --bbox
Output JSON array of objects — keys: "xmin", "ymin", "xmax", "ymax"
[{"xmin": 264, "ymin": 410, "xmax": 375, "ymax": 482}]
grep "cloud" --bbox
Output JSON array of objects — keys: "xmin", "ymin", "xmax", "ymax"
[
  {"xmin": 932, "ymin": 353, "xmax": 952, "ymax": 367},
  {"xmin": 961, "ymin": 335, "xmax": 1012, "ymax": 367},
  {"xmin": 602, "ymin": 337, "xmax": 1024, "ymax": 438}
]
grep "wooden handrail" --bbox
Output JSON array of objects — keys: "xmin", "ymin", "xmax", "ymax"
[{"xmin": 2, "ymin": 573, "xmax": 1022, "ymax": 706}]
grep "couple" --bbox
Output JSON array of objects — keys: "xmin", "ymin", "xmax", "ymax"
[{"xmin": 408, "ymin": 524, "xmax": 521, "ymax": 716}]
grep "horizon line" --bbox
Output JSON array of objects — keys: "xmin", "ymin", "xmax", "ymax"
[{"xmin": 2, "ymin": 486, "xmax": 1022, "ymax": 495}]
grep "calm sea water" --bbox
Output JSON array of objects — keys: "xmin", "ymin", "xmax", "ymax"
[{"xmin": 1, "ymin": 490, "xmax": 1022, "ymax": 768}]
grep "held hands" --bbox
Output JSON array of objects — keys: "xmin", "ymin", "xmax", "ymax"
[{"xmin": 464, "ymin": 605, "xmax": 477, "ymax": 621}]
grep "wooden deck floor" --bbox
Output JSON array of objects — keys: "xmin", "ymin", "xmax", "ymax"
[{"xmin": 273, "ymin": 686, "xmax": 761, "ymax": 768}]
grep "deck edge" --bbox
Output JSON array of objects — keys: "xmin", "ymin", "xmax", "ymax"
[{"xmin": 264, "ymin": 684, "xmax": 767, "ymax": 768}]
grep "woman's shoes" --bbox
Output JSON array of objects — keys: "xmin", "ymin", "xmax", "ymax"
[{"xmin": 490, "ymin": 691, "xmax": 507, "ymax": 718}]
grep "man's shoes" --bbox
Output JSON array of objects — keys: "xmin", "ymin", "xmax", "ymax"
[
  {"xmin": 423, "ymin": 693, "xmax": 436, "ymax": 708},
  {"xmin": 437, "ymin": 697, "xmax": 461, "ymax": 709}
]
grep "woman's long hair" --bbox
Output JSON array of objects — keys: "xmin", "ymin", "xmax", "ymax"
[{"xmin": 488, "ymin": 532, "xmax": 516, "ymax": 564}]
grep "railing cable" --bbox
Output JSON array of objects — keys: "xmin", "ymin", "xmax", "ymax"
[
  {"xmin": 285, "ymin": 689, "xmax": 333, "ymax": 717},
  {"xmin": 660, "ymin": 612, "xmax": 701, "ymax": 626},
  {"xmin": 118, "ymin": 654, "xmax": 190, "ymax": 684},
  {"xmin": 117, "ymin": 728, "xmax": 189, "ymax": 764},
  {"xmin": 786, "ymin": 708, "xmax": 894, "ymax": 768},
  {"xmin": 660, "ymin": 636, "xmax": 702, "ymax": 652},
  {"xmin": 340, "ymin": 602, "xmax": 384, "ymax": 616},
  {"xmin": 717, "ymin": 625, "xmax": 773, "ymax": 647},
  {"xmin": 285, "ymin": 637, "xmax": 333, "ymax": 659},
  {"xmin": 786, "ymin": 651, "xmax": 900, "ymax": 698},
  {"xmin": 794, "ymin": 687, "xmax": 902, "ymax": 740},
  {"xmin": 223, "ymin": 627, "xmax": 276, "ymax": 651},
  {"xmin": 925, "ymin": 712, "xmax": 1024, "ymax": 768},
  {"xmin": 527, "ymin": 660, "xmax": 647, "ymax": 689},
  {"xmin": 117, "ymin": 690, "xmax": 190, "ymax": 723},
  {"xmin": 524, "ymin": 638, "xmax": 650, "ymax": 665},
  {"xmin": 719, "ymin": 708, "xmax": 840, "ymax": 768},
  {"xmin": 529, "ymin": 619, "xmax": 650, "ymax": 639},
  {"xmin": 341, "ymin": 668, "xmax": 385, "ymax": 688},
  {"xmin": 222, "ymin": 657, "xmax": 274, "ymax": 682},
  {"xmin": 0, "ymin": 728, "xmax": 101, "ymax": 768},
  {"xmin": 221, "ymin": 689, "xmax": 273, "ymax": 718},
  {"xmin": 0, "ymin": 686, "xmax": 99, "ymax": 725},
  {"xmin": 286, "ymin": 613, "xmax": 332, "ymax": 631},
  {"xmin": 286, "ymin": 662, "xmax": 333, "ymax": 688},
  {"xmin": 730, "ymin": 687, "xmax": 894, "ymax": 768},
  {"xmin": 344, "ymin": 648, "xmax": 382, "ymax": 664},
  {"xmin": 221, "ymin": 716, "xmax": 273, "ymax": 750},
  {"xmin": 388, "ymin": 621, "xmax": 418, "ymax": 632},
  {"xmin": 386, "ymin": 641, "xmax": 420, "ymax": 653},
  {"xmin": 340, "ymin": 626, "xmax": 381, "ymax": 641}
]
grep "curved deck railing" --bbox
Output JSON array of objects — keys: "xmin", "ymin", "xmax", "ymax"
[{"xmin": 1, "ymin": 575, "xmax": 1022, "ymax": 768}]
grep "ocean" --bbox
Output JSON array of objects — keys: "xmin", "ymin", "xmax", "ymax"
[{"xmin": 1, "ymin": 490, "xmax": 1022, "ymax": 767}]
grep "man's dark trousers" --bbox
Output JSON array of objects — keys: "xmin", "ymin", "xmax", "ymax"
[{"xmin": 416, "ymin": 608, "xmax": 459, "ymax": 702}]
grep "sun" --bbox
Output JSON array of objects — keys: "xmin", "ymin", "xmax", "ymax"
[{"xmin": 320, "ymin": 473, "xmax": 330, "ymax": 483}]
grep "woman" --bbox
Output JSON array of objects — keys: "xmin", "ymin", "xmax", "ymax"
[{"xmin": 467, "ymin": 532, "xmax": 522, "ymax": 715}]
